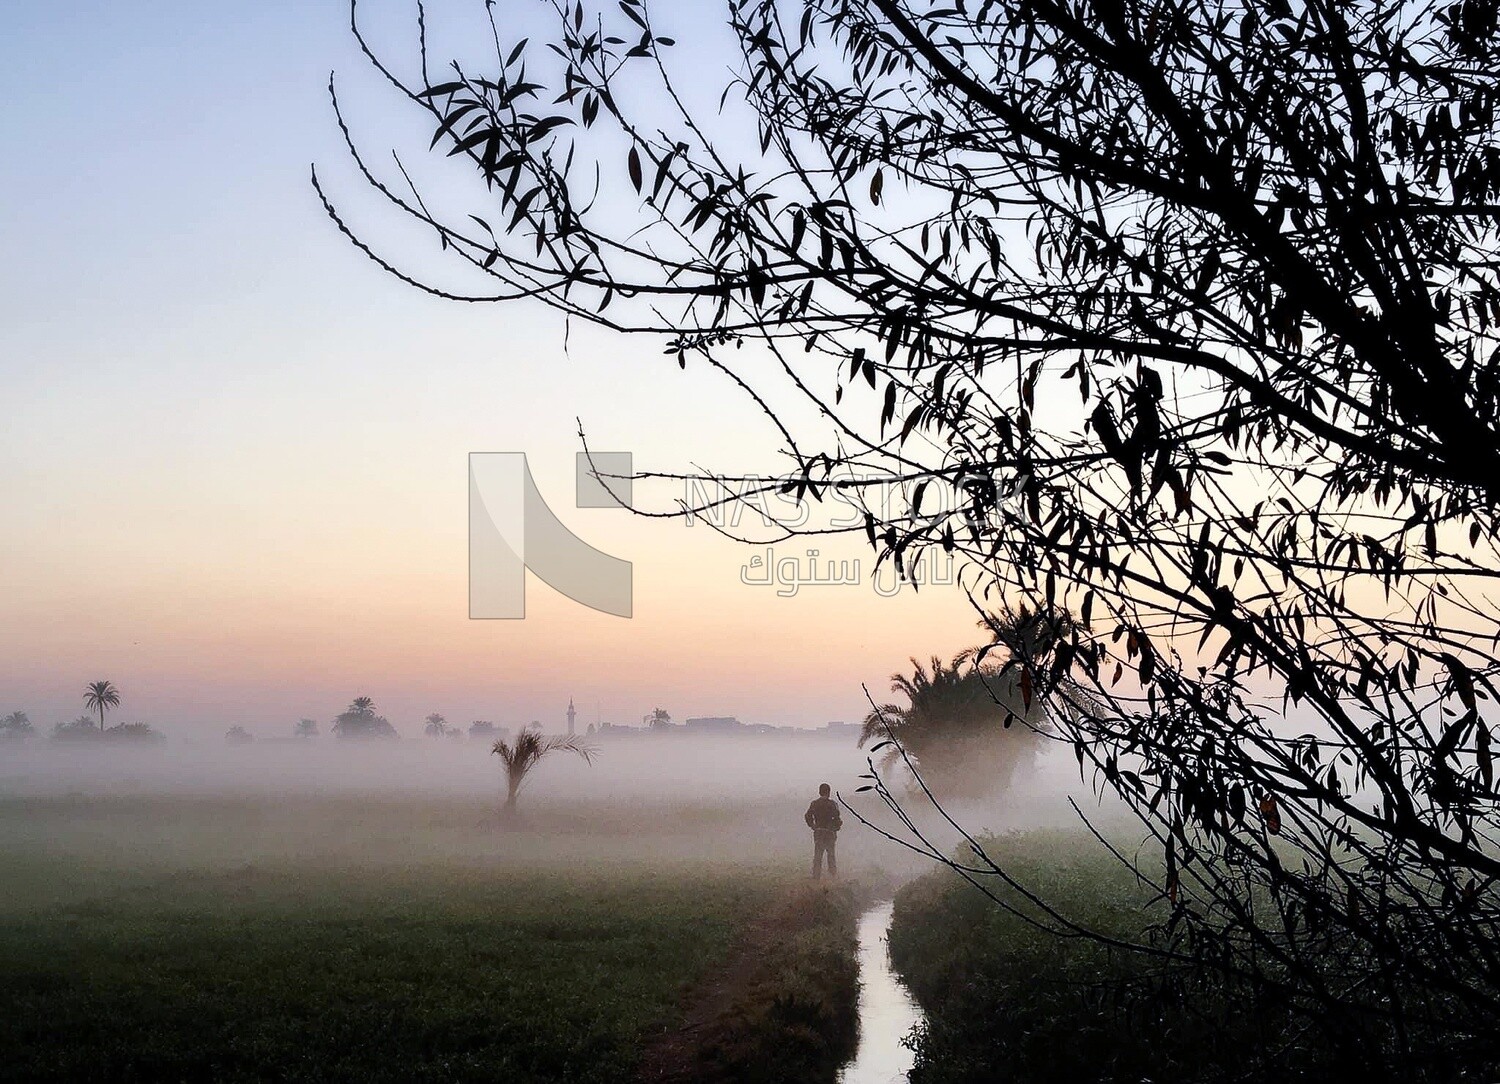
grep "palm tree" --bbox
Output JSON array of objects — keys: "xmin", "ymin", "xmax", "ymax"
[
  {"xmin": 860, "ymin": 607, "xmax": 1089, "ymax": 799},
  {"xmin": 84, "ymin": 681, "xmax": 120, "ymax": 733},
  {"xmin": 332, "ymin": 697, "xmax": 397, "ymax": 740},
  {"xmin": 647, "ymin": 707, "xmax": 671, "ymax": 728},
  {"xmin": 0, "ymin": 711, "xmax": 33, "ymax": 741},
  {"xmin": 295, "ymin": 719, "xmax": 318, "ymax": 738},
  {"xmin": 424, "ymin": 713, "xmax": 450, "ymax": 738},
  {"xmin": 860, "ymin": 654, "xmax": 1031, "ymax": 798},
  {"xmin": 491, "ymin": 730, "xmax": 594, "ymax": 820}
]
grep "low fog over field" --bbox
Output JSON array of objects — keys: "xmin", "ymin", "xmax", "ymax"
[
  {"xmin": 0, "ymin": 728, "xmax": 1125, "ymax": 876},
  {"xmin": 1, "ymin": 732, "xmax": 860, "ymax": 800},
  {"xmin": 0, "ymin": 728, "xmax": 1100, "ymax": 807}
]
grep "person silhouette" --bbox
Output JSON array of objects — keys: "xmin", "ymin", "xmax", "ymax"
[{"xmin": 805, "ymin": 783, "xmax": 842, "ymax": 879}]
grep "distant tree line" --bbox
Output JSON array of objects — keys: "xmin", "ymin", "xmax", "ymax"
[
  {"xmin": 1, "ymin": 689, "xmax": 523, "ymax": 747},
  {"xmin": 2, "ymin": 682, "xmax": 167, "ymax": 744}
]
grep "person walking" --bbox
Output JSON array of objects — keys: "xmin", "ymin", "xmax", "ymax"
[{"xmin": 805, "ymin": 783, "xmax": 842, "ymax": 879}]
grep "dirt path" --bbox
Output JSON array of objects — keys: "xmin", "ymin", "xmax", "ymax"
[{"xmin": 637, "ymin": 881, "xmax": 862, "ymax": 1084}]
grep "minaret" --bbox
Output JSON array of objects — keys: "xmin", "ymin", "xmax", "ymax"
[{"xmin": 566, "ymin": 698, "xmax": 577, "ymax": 737}]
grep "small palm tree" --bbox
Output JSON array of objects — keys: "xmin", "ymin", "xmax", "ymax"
[
  {"xmin": 84, "ymin": 681, "xmax": 120, "ymax": 733},
  {"xmin": 295, "ymin": 719, "xmax": 318, "ymax": 738},
  {"xmin": 348, "ymin": 696, "xmax": 376, "ymax": 716},
  {"xmin": 492, "ymin": 730, "xmax": 594, "ymax": 820},
  {"xmin": 424, "ymin": 713, "xmax": 450, "ymax": 738}
]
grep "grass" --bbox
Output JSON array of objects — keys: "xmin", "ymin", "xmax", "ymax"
[
  {"xmin": 0, "ymin": 795, "xmax": 814, "ymax": 1083},
  {"xmin": 886, "ymin": 829, "xmax": 1500, "ymax": 1084},
  {"xmin": 887, "ymin": 830, "xmax": 1306, "ymax": 1084}
]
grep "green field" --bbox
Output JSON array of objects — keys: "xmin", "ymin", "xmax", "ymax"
[
  {"xmin": 0, "ymin": 795, "xmax": 851, "ymax": 1083},
  {"xmin": 886, "ymin": 831, "xmax": 1449, "ymax": 1084},
  {"xmin": 889, "ymin": 831, "xmax": 1191, "ymax": 1084}
]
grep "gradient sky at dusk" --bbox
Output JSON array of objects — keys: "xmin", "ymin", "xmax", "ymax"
[{"xmin": 0, "ymin": 1, "xmax": 980, "ymax": 736}]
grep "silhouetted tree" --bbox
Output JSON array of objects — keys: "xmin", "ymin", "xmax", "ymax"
[
  {"xmin": 861, "ymin": 608, "xmax": 1084, "ymax": 796},
  {"xmin": 83, "ymin": 681, "xmax": 119, "ymax": 733},
  {"xmin": 54, "ymin": 716, "xmax": 162, "ymax": 744},
  {"xmin": 104, "ymin": 723, "xmax": 164, "ymax": 744},
  {"xmin": 0, "ymin": 711, "xmax": 33, "ymax": 742},
  {"xmin": 226, "ymin": 725, "xmax": 254, "ymax": 746},
  {"xmin": 861, "ymin": 653, "xmax": 1042, "ymax": 799},
  {"xmin": 332, "ymin": 696, "xmax": 398, "ymax": 740},
  {"xmin": 52, "ymin": 716, "xmax": 102, "ymax": 742},
  {"xmin": 295, "ymin": 718, "xmax": 318, "ymax": 739},
  {"xmin": 329, "ymin": 0, "xmax": 1500, "ymax": 1070},
  {"xmin": 491, "ymin": 729, "xmax": 594, "ymax": 820},
  {"xmin": 647, "ymin": 707, "xmax": 672, "ymax": 729},
  {"xmin": 424, "ymin": 712, "xmax": 451, "ymax": 738}
]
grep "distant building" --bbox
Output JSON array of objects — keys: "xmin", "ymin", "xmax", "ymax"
[
  {"xmin": 567, "ymin": 698, "xmax": 577, "ymax": 737},
  {"xmin": 684, "ymin": 716, "xmax": 744, "ymax": 734},
  {"xmin": 597, "ymin": 721, "xmax": 647, "ymax": 734}
]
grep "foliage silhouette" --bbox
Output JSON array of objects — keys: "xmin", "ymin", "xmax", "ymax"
[
  {"xmin": 84, "ymin": 681, "xmax": 119, "ymax": 734},
  {"xmin": 328, "ymin": 0, "xmax": 1500, "ymax": 1071},
  {"xmin": 332, "ymin": 697, "xmax": 398, "ymax": 740},
  {"xmin": 860, "ymin": 653, "xmax": 1039, "ymax": 799}
]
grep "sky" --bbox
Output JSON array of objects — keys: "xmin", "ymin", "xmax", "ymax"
[{"xmin": 0, "ymin": 0, "xmax": 980, "ymax": 737}]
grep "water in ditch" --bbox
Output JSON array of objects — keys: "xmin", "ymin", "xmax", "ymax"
[{"xmin": 838, "ymin": 899, "xmax": 924, "ymax": 1084}]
